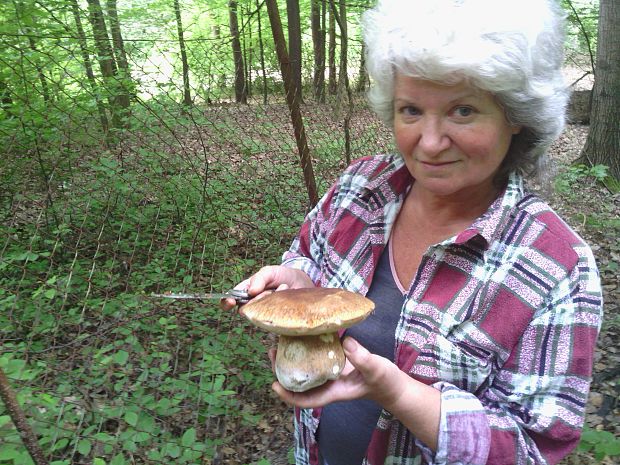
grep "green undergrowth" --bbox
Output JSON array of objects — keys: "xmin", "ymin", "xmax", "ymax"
[{"xmin": 0, "ymin": 147, "xmax": 306, "ymax": 464}]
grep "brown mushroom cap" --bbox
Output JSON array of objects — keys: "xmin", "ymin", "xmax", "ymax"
[{"xmin": 240, "ymin": 288, "xmax": 375, "ymax": 336}]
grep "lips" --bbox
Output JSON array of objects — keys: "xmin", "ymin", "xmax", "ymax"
[{"xmin": 419, "ymin": 160, "xmax": 458, "ymax": 167}]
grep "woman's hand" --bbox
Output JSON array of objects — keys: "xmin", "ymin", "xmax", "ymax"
[
  {"xmin": 220, "ymin": 265, "xmax": 315, "ymax": 310},
  {"xmin": 273, "ymin": 337, "xmax": 442, "ymax": 451}
]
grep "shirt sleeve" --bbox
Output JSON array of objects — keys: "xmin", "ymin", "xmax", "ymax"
[{"xmin": 417, "ymin": 247, "xmax": 603, "ymax": 465}]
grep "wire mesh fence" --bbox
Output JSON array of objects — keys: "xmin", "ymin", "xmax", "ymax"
[
  {"xmin": 0, "ymin": 1, "xmax": 603, "ymax": 464},
  {"xmin": 0, "ymin": 2, "xmax": 395, "ymax": 464}
]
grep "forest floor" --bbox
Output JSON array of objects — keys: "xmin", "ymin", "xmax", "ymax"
[{"xmin": 232, "ymin": 123, "xmax": 620, "ymax": 465}]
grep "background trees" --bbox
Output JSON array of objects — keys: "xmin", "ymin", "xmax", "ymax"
[
  {"xmin": 580, "ymin": 0, "xmax": 620, "ymax": 179},
  {"xmin": 0, "ymin": 1, "xmax": 618, "ymax": 464}
]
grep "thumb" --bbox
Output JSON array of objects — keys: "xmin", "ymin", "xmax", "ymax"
[{"xmin": 342, "ymin": 337, "xmax": 374, "ymax": 372}]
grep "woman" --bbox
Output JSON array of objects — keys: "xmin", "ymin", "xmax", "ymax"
[{"xmin": 223, "ymin": 0, "xmax": 603, "ymax": 463}]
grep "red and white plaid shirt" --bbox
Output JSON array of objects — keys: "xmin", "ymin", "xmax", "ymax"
[{"xmin": 282, "ymin": 154, "xmax": 602, "ymax": 465}]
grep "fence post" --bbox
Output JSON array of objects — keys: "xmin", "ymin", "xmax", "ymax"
[{"xmin": 0, "ymin": 366, "xmax": 49, "ymax": 465}]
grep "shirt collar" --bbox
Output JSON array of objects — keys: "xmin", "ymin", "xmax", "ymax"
[
  {"xmin": 455, "ymin": 172, "xmax": 526, "ymax": 249},
  {"xmin": 357, "ymin": 156, "xmax": 526, "ymax": 250},
  {"xmin": 356, "ymin": 155, "xmax": 413, "ymax": 209}
]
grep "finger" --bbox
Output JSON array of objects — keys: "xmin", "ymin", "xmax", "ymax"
[
  {"xmin": 233, "ymin": 279, "xmax": 251, "ymax": 291},
  {"xmin": 276, "ymin": 283, "xmax": 290, "ymax": 291},
  {"xmin": 251, "ymin": 289, "xmax": 276, "ymax": 302},
  {"xmin": 246, "ymin": 266, "xmax": 279, "ymax": 295},
  {"xmin": 219, "ymin": 297, "xmax": 238, "ymax": 311},
  {"xmin": 268, "ymin": 347, "xmax": 277, "ymax": 374},
  {"xmin": 342, "ymin": 337, "xmax": 384, "ymax": 382},
  {"xmin": 271, "ymin": 381, "xmax": 334, "ymax": 408},
  {"xmin": 342, "ymin": 337, "xmax": 401, "ymax": 404}
]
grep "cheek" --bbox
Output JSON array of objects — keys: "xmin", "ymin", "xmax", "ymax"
[
  {"xmin": 456, "ymin": 127, "xmax": 513, "ymax": 162},
  {"xmin": 393, "ymin": 125, "xmax": 418, "ymax": 152}
]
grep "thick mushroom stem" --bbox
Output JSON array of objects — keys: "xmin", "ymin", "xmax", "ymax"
[{"xmin": 275, "ymin": 332, "xmax": 346, "ymax": 392}]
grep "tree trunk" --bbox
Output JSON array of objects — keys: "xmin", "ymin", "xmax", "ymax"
[
  {"xmin": 86, "ymin": 0, "xmax": 124, "ymax": 128},
  {"xmin": 173, "ymin": 0, "xmax": 192, "ymax": 105},
  {"xmin": 580, "ymin": 0, "xmax": 620, "ymax": 179},
  {"xmin": 355, "ymin": 42, "xmax": 368, "ymax": 92},
  {"xmin": 355, "ymin": 0, "xmax": 369, "ymax": 93},
  {"xmin": 311, "ymin": 0, "xmax": 326, "ymax": 102},
  {"xmin": 287, "ymin": 0, "xmax": 303, "ymax": 99},
  {"xmin": 245, "ymin": 3, "xmax": 252, "ymax": 98},
  {"xmin": 256, "ymin": 0, "xmax": 267, "ymax": 104},
  {"xmin": 69, "ymin": 0, "xmax": 109, "ymax": 135},
  {"xmin": 106, "ymin": 0, "xmax": 132, "ymax": 109},
  {"xmin": 331, "ymin": 0, "xmax": 352, "ymax": 164},
  {"xmin": 27, "ymin": 36, "xmax": 51, "ymax": 104},
  {"xmin": 265, "ymin": 0, "xmax": 319, "ymax": 207},
  {"xmin": 0, "ymin": 79, "xmax": 13, "ymax": 111},
  {"xmin": 14, "ymin": 2, "xmax": 50, "ymax": 104},
  {"xmin": 327, "ymin": 2, "xmax": 336, "ymax": 95},
  {"xmin": 333, "ymin": 0, "xmax": 348, "ymax": 98},
  {"xmin": 229, "ymin": 1, "xmax": 248, "ymax": 103}
]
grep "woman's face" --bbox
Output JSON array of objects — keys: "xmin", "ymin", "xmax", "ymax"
[{"xmin": 393, "ymin": 74, "xmax": 520, "ymax": 200}]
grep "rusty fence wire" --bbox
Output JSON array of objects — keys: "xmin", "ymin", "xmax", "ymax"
[{"xmin": 0, "ymin": 6, "xmax": 394, "ymax": 465}]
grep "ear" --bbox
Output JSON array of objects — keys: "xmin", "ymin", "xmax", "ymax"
[{"xmin": 511, "ymin": 124, "xmax": 522, "ymax": 135}]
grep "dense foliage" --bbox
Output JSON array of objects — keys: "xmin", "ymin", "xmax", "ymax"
[{"xmin": 0, "ymin": 1, "xmax": 615, "ymax": 464}]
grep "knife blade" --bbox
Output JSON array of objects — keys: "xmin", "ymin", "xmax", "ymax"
[{"xmin": 150, "ymin": 289, "xmax": 250, "ymax": 304}]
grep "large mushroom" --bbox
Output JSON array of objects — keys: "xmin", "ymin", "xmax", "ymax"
[{"xmin": 240, "ymin": 287, "xmax": 374, "ymax": 392}]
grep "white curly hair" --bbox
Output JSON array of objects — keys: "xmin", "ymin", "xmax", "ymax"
[{"xmin": 362, "ymin": 0, "xmax": 569, "ymax": 180}]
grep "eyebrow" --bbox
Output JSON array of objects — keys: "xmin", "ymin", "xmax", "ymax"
[{"xmin": 394, "ymin": 91, "xmax": 482, "ymax": 106}]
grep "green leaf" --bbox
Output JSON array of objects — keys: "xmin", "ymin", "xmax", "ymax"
[
  {"xmin": 113, "ymin": 350, "xmax": 129, "ymax": 365},
  {"xmin": 77, "ymin": 439, "xmax": 92, "ymax": 456},
  {"xmin": 165, "ymin": 443, "xmax": 181, "ymax": 458},
  {"xmin": 181, "ymin": 427, "xmax": 196, "ymax": 447},
  {"xmin": 602, "ymin": 438, "xmax": 620, "ymax": 456},
  {"xmin": 93, "ymin": 458, "xmax": 106, "ymax": 465},
  {"xmin": 132, "ymin": 432, "xmax": 151, "ymax": 443},
  {"xmin": 124, "ymin": 411, "xmax": 138, "ymax": 427},
  {"xmin": 0, "ymin": 445, "xmax": 19, "ymax": 460},
  {"xmin": 44, "ymin": 289, "xmax": 57, "ymax": 299},
  {"xmin": 110, "ymin": 453, "xmax": 126, "ymax": 465}
]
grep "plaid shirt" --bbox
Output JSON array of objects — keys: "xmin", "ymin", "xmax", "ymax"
[{"xmin": 282, "ymin": 155, "xmax": 602, "ymax": 465}]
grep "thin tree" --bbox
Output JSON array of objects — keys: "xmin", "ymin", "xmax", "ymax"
[
  {"xmin": 256, "ymin": 0, "xmax": 268, "ymax": 103},
  {"xmin": 311, "ymin": 0, "xmax": 326, "ymax": 102},
  {"xmin": 355, "ymin": 0, "xmax": 370, "ymax": 92},
  {"xmin": 86, "ymin": 0, "xmax": 124, "ymax": 128},
  {"xmin": 0, "ymin": 79, "xmax": 13, "ymax": 111},
  {"xmin": 229, "ymin": 0, "xmax": 248, "ymax": 103},
  {"xmin": 265, "ymin": 0, "xmax": 319, "ymax": 207},
  {"xmin": 331, "ymin": 0, "xmax": 349, "ymax": 98},
  {"xmin": 287, "ymin": 0, "xmax": 303, "ymax": 99},
  {"xmin": 106, "ymin": 0, "xmax": 132, "ymax": 109},
  {"xmin": 13, "ymin": 2, "xmax": 50, "ymax": 103},
  {"xmin": 580, "ymin": 0, "xmax": 620, "ymax": 179},
  {"xmin": 174, "ymin": 0, "xmax": 192, "ymax": 105},
  {"xmin": 69, "ymin": 0, "xmax": 109, "ymax": 135},
  {"xmin": 327, "ymin": 2, "xmax": 336, "ymax": 95},
  {"xmin": 330, "ymin": 0, "xmax": 353, "ymax": 164}
]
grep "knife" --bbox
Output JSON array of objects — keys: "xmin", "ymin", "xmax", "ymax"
[{"xmin": 150, "ymin": 288, "xmax": 250, "ymax": 304}]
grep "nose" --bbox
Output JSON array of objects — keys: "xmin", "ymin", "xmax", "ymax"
[{"xmin": 418, "ymin": 117, "xmax": 451, "ymax": 156}]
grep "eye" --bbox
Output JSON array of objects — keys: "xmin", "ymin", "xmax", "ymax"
[
  {"xmin": 453, "ymin": 106, "xmax": 474, "ymax": 118},
  {"xmin": 400, "ymin": 105, "xmax": 421, "ymax": 117}
]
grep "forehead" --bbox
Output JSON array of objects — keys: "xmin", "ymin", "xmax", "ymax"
[{"xmin": 393, "ymin": 73, "xmax": 490, "ymax": 102}]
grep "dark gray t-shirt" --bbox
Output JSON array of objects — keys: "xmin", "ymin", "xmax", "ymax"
[{"xmin": 317, "ymin": 243, "xmax": 405, "ymax": 465}]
